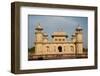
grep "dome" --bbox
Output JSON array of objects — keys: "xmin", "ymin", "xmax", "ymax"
[
  {"xmin": 77, "ymin": 26, "xmax": 82, "ymax": 29},
  {"xmin": 35, "ymin": 23, "xmax": 43, "ymax": 30},
  {"xmin": 72, "ymin": 33, "xmax": 76, "ymax": 37},
  {"xmin": 37, "ymin": 25, "xmax": 42, "ymax": 28},
  {"xmin": 76, "ymin": 25, "xmax": 82, "ymax": 31},
  {"xmin": 43, "ymin": 32, "xmax": 48, "ymax": 36}
]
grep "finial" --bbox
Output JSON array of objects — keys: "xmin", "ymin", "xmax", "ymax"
[
  {"xmin": 57, "ymin": 27, "xmax": 63, "ymax": 32},
  {"xmin": 77, "ymin": 24, "xmax": 80, "ymax": 28},
  {"xmin": 38, "ymin": 22, "xmax": 40, "ymax": 26},
  {"xmin": 60, "ymin": 27, "xmax": 63, "ymax": 31},
  {"xmin": 57, "ymin": 28, "xmax": 59, "ymax": 31},
  {"xmin": 35, "ymin": 22, "xmax": 43, "ymax": 30},
  {"xmin": 76, "ymin": 24, "xmax": 82, "ymax": 30},
  {"xmin": 37, "ymin": 23, "xmax": 42, "ymax": 28}
]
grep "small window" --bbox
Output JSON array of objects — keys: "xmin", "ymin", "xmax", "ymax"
[
  {"xmin": 63, "ymin": 39, "xmax": 65, "ymax": 41},
  {"xmin": 47, "ymin": 46, "xmax": 49, "ymax": 48},
  {"xmin": 55, "ymin": 39, "xmax": 57, "ymax": 41},
  {"xmin": 46, "ymin": 46, "xmax": 49, "ymax": 52},
  {"xmin": 59, "ymin": 39, "xmax": 61, "ymax": 41},
  {"xmin": 70, "ymin": 46, "xmax": 74, "ymax": 51}
]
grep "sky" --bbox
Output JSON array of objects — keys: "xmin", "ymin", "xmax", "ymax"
[{"xmin": 28, "ymin": 15, "xmax": 88, "ymax": 49}]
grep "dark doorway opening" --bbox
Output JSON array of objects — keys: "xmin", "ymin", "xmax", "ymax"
[
  {"xmin": 38, "ymin": 57, "xmax": 44, "ymax": 60},
  {"xmin": 58, "ymin": 46, "xmax": 62, "ymax": 52}
]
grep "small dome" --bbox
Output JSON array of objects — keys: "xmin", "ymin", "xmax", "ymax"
[
  {"xmin": 35, "ymin": 23, "xmax": 43, "ymax": 30},
  {"xmin": 77, "ymin": 26, "xmax": 82, "ymax": 29},
  {"xmin": 37, "ymin": 25, "xmax": 42, "ymax": 28},
  {"xmin": 72, "ymin": 33, "xmax": 76, "ymax": 37},
  {"xmin": 43, "ymin": 32, "xmax": 48, "ymax": 36},
  {"xmin": 76, "ymin": 25, "xmax": 82, "ymax": 31}
]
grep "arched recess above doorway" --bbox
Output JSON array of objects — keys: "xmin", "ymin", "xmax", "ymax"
[{"xmin": 58, "ymin": 46, "xmax": 62, "ymax": 52}]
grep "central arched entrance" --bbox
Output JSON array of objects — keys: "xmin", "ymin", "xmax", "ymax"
[{"xmin": 58, "ymin": 46, "xmax": 62, "ymax": 52}]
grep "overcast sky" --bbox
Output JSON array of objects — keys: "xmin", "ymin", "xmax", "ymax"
[{"xmin": 28, "ymin": 15, "xmax": 88, "ymax": 48}]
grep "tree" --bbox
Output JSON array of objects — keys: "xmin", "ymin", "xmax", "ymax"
[{"xmin": 28, "ymin": 46, "xmax": 35, "ymax": 53}]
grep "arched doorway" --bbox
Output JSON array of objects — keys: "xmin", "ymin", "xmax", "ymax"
[
  {"xmin": 70, "ymin": 46, "xmax": 74, "ymax": 52},
  {"xmin": 58, "ymin": 46, "xmax": 62, "ymax": 52}
]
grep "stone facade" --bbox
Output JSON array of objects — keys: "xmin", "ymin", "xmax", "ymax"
[{"xmin": 34, "ymin": 23, "xmax": 83, "ymax": 56}]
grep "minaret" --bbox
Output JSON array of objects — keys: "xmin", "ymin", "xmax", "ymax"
[
  {"xmin": 75, "ymin": 25, "xmax": 83, "ymax": 54},
  {"xmin": 71, "ymin": 33, "xmax": 76, "ymax": 42},
  {"xmin": 43, "ymin": 33, "xmax": 49, "ymax": 54},
  {"xmin": 43, "ymin": 32, "xmax": 48, "ymax": 42},
  {"xmin": 35, "ymin": 23, "xmax": 43, "ymax": 55}
]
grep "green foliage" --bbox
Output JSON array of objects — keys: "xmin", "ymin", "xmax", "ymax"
[{"xmin": 28, "ymin": 46, "xmax": 35, "ymax": 53}]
